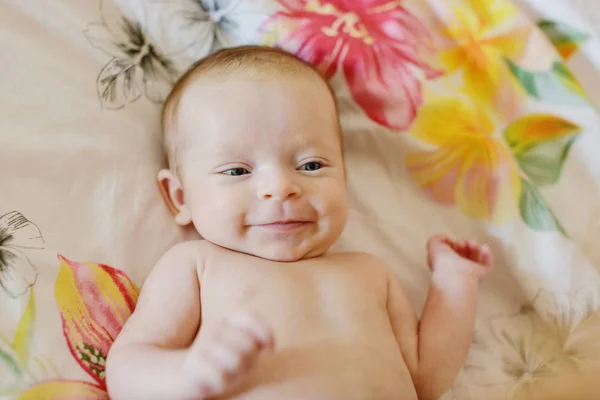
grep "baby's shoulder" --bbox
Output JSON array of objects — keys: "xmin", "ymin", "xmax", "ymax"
[
  {"xmin": 159, "ymin": 239, "xmax": 220, "ymax": 271},
  {"xmin": 163, "ymin": 239, "xmax": 211, "ymax": 258}
]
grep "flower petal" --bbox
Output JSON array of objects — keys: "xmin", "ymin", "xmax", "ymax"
[
  {"xmin": 409, "ymin": 97, "xmax": 494, "ymax": 146},
  {"xmin": 271, "ymin": 0, "xmax": 438, "ymax": 129},
  {"xmin": 269, "ymin": 7, "xmax": 341, "ymax": 78},
  {"xmin": 406, "ymin": 146, "xmax": 464, "ymax": 206},
  {"xmin": 439, "ymin": 46, "xmax": 467, "ymax": 74},
  {"xmin": 406, "ymin": 97, "xmax": 521, "ymax": 221},
  {"xmin": 443, "ymin": 6, "xmax": 481, "ymax": 44},
  {"xmin": 96, "ymin": 59, "xmax": 142, "ymax": 110},
  {"xmin": 344, "ymin": 47, "xmax": 424, "ymax": 130},
  {"xmin": 462, "ymin": 49, "xmax": 504, "ymax": 102},
  {"xmin": 15, "ymin": 380, "xmax": 107, "ymax": 400},
  {"xmin": 0, "ymin": 212, "xmax": 44, "ymax": 251},
  {"xmin": 100, "ymin": 0, "xmax": 141, "ymax": 52},
  {"xmin": 0, "ymin": 253, "xmax": 37, "ymax": 299},
  {"xmin": 84, "ymin": 23, "xmax": 127, "ymax": 58},
  {"xmin": 54, "ymin": 256, "xmax": 139, "ymax": 386},
  {"xmin": 504, "ymin": 114, "xmax": 581, "ymax": 156},
  {"xmin": 407, "ymin": 137, "xmax": 521, "ymax": 222},
  {"xmin": 464, "ymin": 0, "xmax": 518, "ymax": 32},
  {"xmin": 484, "ymin": 27, "xmax": 530, "ymax": 60},
  {"xmin": 13, "ymin": 289, "xmax": 35, "ymax": 367},
  {"xmin": 140, "ymin": 47, "xmax": 177, "ymax": 104},
  {"xmin": 454, "ymin": 139, "xmax": 522, "ymax": 222},
  {"xmin": 441, "ymin": 5, "xmax": 530, "ymax": 117},
  {"xmin": 158, "ymin": 0, "xmax": 216, "ymax": 59},
  {"xmin": 0, "ymin": 212, "xmax": 43, "ymax": 298}
]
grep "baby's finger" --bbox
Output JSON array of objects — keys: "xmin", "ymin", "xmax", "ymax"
[
  {"xmin": 198, "ymin": 362, "xmax": 228, "ymax": 396},
  {"xmin": 227, "ymin": 313, "xmax": 273, "ymax": 348},
  {"xmin": 466, "ymin": 240, "xmax": 478, "ymax": 250},
  {"xmin": 478, "ymin": 244, "xmax": 493, "ymax": 266},
  {"xmin": 204, "ymin": 341, "xmax": 244, "ymax": 373},
  {"xmin": 221, "ymin": 326, "xmax": 258, "ymax": 355}
]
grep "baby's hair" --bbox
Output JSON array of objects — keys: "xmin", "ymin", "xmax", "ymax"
[{"xmin": 161, "ymin": 45, "xmax": 342, "ymax": 174}]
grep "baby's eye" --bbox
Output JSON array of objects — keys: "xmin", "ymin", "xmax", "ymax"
[
  {"xmin": 223, "ymin": 167, "xmax": 250, "ymax": 176},
  {"xmin": 299, "ymin": 161, "xmax": 323, "ymax": 172}
]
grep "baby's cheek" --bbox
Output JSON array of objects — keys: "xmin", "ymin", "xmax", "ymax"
[
  {"xmin": 325, "ymin": 184, "xmax": 348, "ymax": 215},
  {"xmin": 210, "ymin": 191, "xmax": 248, "ymax": 225}
]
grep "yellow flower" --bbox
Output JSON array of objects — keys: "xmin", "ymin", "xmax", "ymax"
[
  {"xmin": 440, "ymin": 0, "xmax": 530, "ymax": 113},
  {"xmin": 406, "ymin": 97, "xmax": 522, "ymax": 223},
  {"xmin": 407, "ymin": 93, "xmax": 581, "ymax": 226}
]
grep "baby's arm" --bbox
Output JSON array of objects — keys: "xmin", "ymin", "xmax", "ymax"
[
  {"xmin": 105, "ymin": 241, "xmax": 272, "ymax": 400},
  {"xmin": 386, "ymin": 235, "xmax": 493, "ymax": 400}
]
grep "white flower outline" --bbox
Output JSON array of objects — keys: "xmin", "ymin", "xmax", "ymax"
[
  {"xmin": 458, "ymin": 288, "xmax": 600, "ymax": 399},
  {"xmin": 84, "ymin": 0, "xmax": 178, "ymax": 109},
  {"xmin": 0, "ymin": 211, "xmax": 44, "ymax": 298}
]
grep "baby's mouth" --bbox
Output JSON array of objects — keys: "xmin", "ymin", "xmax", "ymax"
[{"xmin": 254, "ymin": 221, "xmax": 313, "ymax": 232}]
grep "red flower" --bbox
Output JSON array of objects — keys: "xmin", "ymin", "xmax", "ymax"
[{"xmin": 267, "ymin": 0, "xmax": 440, "ymax": 130}]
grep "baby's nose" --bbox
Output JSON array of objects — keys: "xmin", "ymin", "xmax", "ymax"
[{"xmin": 257, "ymin": 172, "xmax": 302, "ymax": 200}]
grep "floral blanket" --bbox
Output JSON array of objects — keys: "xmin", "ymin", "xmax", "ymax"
[{"xmin": 2, "ymin": 0, "xmax": 600, "ymax": 399}]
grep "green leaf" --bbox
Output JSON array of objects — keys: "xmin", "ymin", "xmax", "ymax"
[
  {"xmin": 538, "ymin": 20, "xmax": 590, "ymax": 59},
  {"xmin": 13, "ymin": 289, "xmax": 35, "ymax": 367},
  {"xmin": 506, "ymin": 59, "xmax": 588, "ymax": 106},
  {"xmin": 503, "ymin": 114, "xmax": 580, "ymax": 186},
  {"xmin": 519, "ymin": 179, "xmax": 567, "ymax": 236},
  {"xmin": 0, "ymin": 347, "xmax": 21, "ymax": 377},
  {"xmin": 516, "ymin": 136, "xmax": 576, "ymax": 186},
  {"xmin": 553, "ymin": 62, "xmax": 588, "ymax": 99}
]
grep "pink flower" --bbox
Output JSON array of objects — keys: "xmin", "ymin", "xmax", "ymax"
[{"xmin": 266, "ymin": 0, "xmax": 440, "ymax": 130}]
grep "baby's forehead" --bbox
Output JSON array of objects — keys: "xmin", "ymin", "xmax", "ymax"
[
  {"xmin": 162, "ymin": 49, "xmax": 341, "ymax": 171},
  {"xmin": 180, "ymin": 67, "xmax": 326, "ymax": 101},
  {"xmin": 175, "ymin": 71, "xmax": 336, "ymax": 129}
]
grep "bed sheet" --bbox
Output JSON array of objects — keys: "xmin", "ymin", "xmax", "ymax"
[{"xmin": 1, "ymin": 0, "xmax": 600, "ymax": 399}]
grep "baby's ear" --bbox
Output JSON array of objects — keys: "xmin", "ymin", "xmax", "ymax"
[{"xmin": 157, "ymin": 169, "xmax": 192, "ymax": 226}]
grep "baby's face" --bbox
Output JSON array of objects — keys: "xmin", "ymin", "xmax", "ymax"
[{"xmin": 167, "ymin": 74, "xmax": 348, "ymax": 261}]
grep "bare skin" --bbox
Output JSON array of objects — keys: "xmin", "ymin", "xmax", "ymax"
[
  {"xmin": 106, "ymin": 235, "xmax": 492, "ymax": 400},
  {"xmin": 106, "ymin": 48, "xmax": 494, "ymax": 400}
]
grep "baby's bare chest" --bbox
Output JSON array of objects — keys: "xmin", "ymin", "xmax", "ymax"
[
  {"xmin": 197, "ymin": 252, "xmax": 416, "ymax": 399},
  {"xmin": 198, "ymin": 253, "xmax": 390, "ymax": 344}
]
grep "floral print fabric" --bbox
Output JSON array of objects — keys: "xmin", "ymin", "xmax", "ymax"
[{"xmin": 2, "ymin": 0, "xmax": 600, "ymax": 399}]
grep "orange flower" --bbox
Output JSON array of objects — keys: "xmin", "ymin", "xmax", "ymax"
[{"xmin": 17, "ymin": 256, "xmax": 139, "ymax": 399}]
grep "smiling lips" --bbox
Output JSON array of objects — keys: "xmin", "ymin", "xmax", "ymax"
[{"xmin": 256, "ymin": 221, "xmax": 313, "ymax": 232}]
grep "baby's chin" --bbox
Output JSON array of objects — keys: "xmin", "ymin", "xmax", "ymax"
[
  {"xmin": 250, "ymin": 245, "xmax": 328, "ymax": 262},
  {"xmin": 222, "ymin": 241, "xmax": 328, "ymax": 263}
]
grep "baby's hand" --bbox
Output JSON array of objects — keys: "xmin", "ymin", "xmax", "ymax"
[
  {"xmin": 184, "ymin": 312, "xmax": 274, "ymax": 399},
  {"xmin": 427, "ymin": 234, "xmax": 494, "ymax": 280}
]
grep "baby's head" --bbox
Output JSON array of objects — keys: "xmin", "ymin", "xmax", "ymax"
[{"xmin": 159, "ymin": 46, "xmax": 348, "ymax": 262}]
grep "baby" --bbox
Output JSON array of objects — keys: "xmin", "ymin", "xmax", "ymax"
[{"xmin": 106, "ymin": 46, "xmax": 493, "ymax": 400}]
